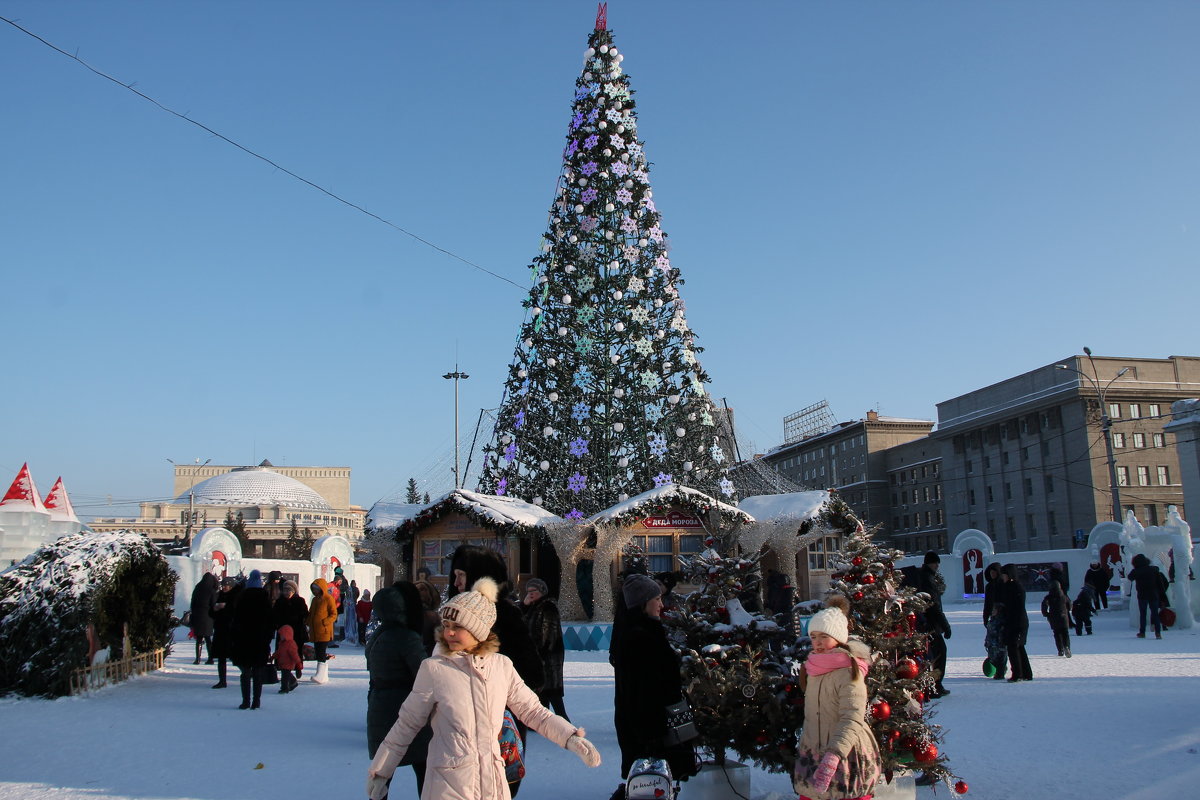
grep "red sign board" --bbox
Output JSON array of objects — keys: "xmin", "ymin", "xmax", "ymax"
[{"xmin": 642, "ymin": 511, "xmax": 702, "ymax": 529}]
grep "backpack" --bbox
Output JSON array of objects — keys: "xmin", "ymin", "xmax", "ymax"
[{"xmin": 498, "ymin": 709, "xmax": 525, "ymax": 783}]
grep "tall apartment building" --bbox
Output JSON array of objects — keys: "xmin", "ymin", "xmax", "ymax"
[
  {"xmin": 760, "ymin": 411, "xmax": 935, "ymax": 540},
  {"xmin": 883, "ymin": 437, "xmax": 946, "ymax": 553},
  {"xmin": 934, "ymin": 355, "xmax": 1199, "ymax": 552}
]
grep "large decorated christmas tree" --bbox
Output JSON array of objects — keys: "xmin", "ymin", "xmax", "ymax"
[{"xmin": 477, "ymin": 5, "xmax": 735, "ymax": 517}]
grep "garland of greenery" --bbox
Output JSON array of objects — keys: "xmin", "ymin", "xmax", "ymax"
[
  {"xmin": 0, "ymin": 529, "xmax": 177, "ymax": 698},
  {"xmin": 394, "ymin": 492, "xmax": 550, "ymax": 543},
  {"xmin": 595, "ymin": 485, "xmax": 753, "ymax": 530}
]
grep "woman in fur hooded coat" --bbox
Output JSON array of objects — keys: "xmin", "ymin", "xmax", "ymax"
[
  {"xmin": 366, "ymin": 578, "xmax": 601, "ymax": 800},
  {"xmin": 792, "ymin": 597, "xmax": 881, "ymax": 800}
]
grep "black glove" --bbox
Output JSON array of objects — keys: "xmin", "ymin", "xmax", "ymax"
[{"xmin": 943, "ymin": 627, "xmax": 952, "ymax": 639}]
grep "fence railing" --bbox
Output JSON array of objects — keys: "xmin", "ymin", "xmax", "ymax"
[{"xmin": 69, "ymin": 641, "xmax": 166, "ymax": 695}]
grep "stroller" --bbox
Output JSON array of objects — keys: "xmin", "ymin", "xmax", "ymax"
[{"xmin": 626, "ymin": 759, "xmax": 677, "ymax": 800}]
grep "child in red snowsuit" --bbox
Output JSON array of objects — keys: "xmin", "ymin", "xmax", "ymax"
[{"xmin": 273, "ymin": 624, "xmax": 303, "ymax": 693}]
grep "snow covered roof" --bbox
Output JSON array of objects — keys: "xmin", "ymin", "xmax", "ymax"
[
  {"xmin": 42, "ymin": 477, "xmax": 78, "ymax": 523},
  {"xmin": 367, "ymin": 501, "xmax": 426, "ymax": 529},
  {"xmin": 398, "ymin": 489, "xmax": 563, "ymax": 537},
  {"xmin": 180, "ymin": 466, "xmax": 332, "ymax": 511},
  {"xmin": 0, "ymin": 463, "xmax": 46, "ymax": 513},
  {"xmin": 737, "ymin": 491, "xmax": 830, "ymax": 523},
  {"xmin": 588, "ymin": 483, "xmax": 754, "ymax": 527}
]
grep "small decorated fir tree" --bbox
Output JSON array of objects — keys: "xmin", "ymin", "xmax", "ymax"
[
  {"xmin": 824, "ymin": 505, "xmax": 963, "ymax": 790},
  {"xmin": 671, "ymin": 535, "xmax": 802, "ymax": 772}
]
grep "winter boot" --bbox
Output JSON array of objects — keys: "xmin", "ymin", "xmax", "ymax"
[
  {"xmin": 239, "ymin": 673, "xmax": 252, "ymax": 709},
  {"xmin": 212, "ymin": 659, "xmax": 228, "ymax": 689},
  {"xmin": 310, "ymin": 661, "xmax": 330, "ymax": 684},
  {"xmin": 1064, "ymin": 646, "xmax": 1072, "ymax": 658}
]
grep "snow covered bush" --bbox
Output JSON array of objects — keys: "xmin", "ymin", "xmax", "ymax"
[{"xmin": 0, "ymin": 529, "xmax": 177, "ymax": 697}]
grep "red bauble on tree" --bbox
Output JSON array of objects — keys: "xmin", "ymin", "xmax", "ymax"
[
  {"xmin": 870, "ymin": 701, "xmax": 891, "ymax": 721},
  {"xmin": 852, "ymin": 591, "xmax": 865, "ymax": 601},
  {"xmin": 851, "ymin": 556, "xmax": 863, "ymax": 566},
  {"xmin": 914, "ymin": 743, "xmax": 939, "ymax": 762},
  {"xmin": 954, "ymin": 781, "xmax": 969, "ymax": 794},
  {"xmin": 861, "ymin": 573, "xmax": 876, "ymax": 585},
  {"xmin": 895, "ymin": 658, "xmax": 919, "ymax": 679}
]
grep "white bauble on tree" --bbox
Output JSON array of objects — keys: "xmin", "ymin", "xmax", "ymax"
[
  {"xmin": 548, "ymin": 391, "xmax": 559, "ymax": 402},
  {"xmin": 543, "ymin": 426, "xmax": 555, "ymax": 436},
  {"xmin": 540, "ymin": 460, "xmax": 550, "ymax": 471}
]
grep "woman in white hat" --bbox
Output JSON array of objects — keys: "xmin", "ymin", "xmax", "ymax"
[
  {"xmin": 793, "ymin": 596, "xmax": 881, "ymax": 800},
  {"xmin": 366, "ymin": 577, "xmax": 601, "ymax": 800}
]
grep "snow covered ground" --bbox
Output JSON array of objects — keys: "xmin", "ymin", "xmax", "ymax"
[{"xmin": 1, "ymin": 602, "xmax": 1197, "ymax": 800}]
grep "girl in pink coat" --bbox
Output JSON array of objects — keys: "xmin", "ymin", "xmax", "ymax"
[{"xmin": 367, "ymin": 578, "xmax": 601, "ymax": 800}]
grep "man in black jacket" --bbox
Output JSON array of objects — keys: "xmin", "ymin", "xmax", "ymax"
[{"xmin": 904, "ymin": 551, "xmax": 952, "ymax": 697}]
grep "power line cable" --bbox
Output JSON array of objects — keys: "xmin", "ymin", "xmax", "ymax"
[{"xmin": 1, "ymin": 15, "xmax": 524, "ymax": 290}]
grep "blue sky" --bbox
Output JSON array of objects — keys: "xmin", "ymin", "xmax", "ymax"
[{"xmin": 2, "ymin": 1, "xmax": 1197, "ymax": 517}]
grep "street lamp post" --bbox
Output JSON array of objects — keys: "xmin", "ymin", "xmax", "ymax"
[
  {"xmin": 443, "ymin": 367, "xmax": 470, "ymax": 489},
  {"xmin": 168, "ymin": 457, "xmax": 211, "ymax": 550},
  {"xmin": 1057, "ymin": 348, "xmax": 1129, "ymax": 523}
]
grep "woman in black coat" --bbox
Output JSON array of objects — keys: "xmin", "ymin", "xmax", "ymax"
[
  {"xmin": 366, "ymin": 583, "xmax": 431, "ymax": 795},
  {"xmin": 1040, "ymin": 581, "xmax": 1073, "ymax": 657},
  {"xmin": 273, "ymin": 580, "xmax": 310, "ymax": 659},
  {"xmin": 230, "ymin": 570, "xmax": 275, "ymax": 709},
  {"xmin": 612, "ymin": 574, "xmax": 696, "ymax": 783},
  {"xmin": 209, "ymin": 578, "xmax": 241, "ymax": 689},
  {"xmin": 522, "ymin": 578, "xmax": 567, "ymax": 719},
  {"xmin": 447, "ymin": 544, "xmax": 544, "ymax": 797},
  {"xmin": 189, "ymin": 573, "xmax": 217, "ymax": 664},
  {"xmin": 999, "ymin": 564, "xmax": 1033, "ymax": 682}
]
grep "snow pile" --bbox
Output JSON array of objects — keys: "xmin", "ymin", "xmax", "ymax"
[
  {"xmin": 589, "ymin": 483, "xmax": 753, "ymax": 527},
  {"xmin": 399, "ymin": 488, "xmax": 564, "ymax": 536}
]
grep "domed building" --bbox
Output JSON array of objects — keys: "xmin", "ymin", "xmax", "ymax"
[{"xmin": 88, "ymin": 460, "xmax": 366, "ymax": 557}]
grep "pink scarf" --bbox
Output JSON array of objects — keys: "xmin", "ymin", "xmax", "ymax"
[{"xmin": 805, "ymin": 650, "xmax": 870, "ymax": 678}]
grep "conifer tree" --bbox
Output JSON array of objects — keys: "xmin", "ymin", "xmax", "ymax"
[
  {"xmin": 478, "ymin": 9, "xmax": 735, "ymax": 517},
  {"xmin": 405, "ymin": 478, "xmax": 422, "ymax": 504},
  {"xmin": 823, "ymin": 501, "xmax": 963, "ymax": 790}
]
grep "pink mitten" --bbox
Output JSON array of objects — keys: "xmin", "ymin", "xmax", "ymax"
[{"xmin": 811, "ymin": 751, "xmax": 841, "ymax": 792}]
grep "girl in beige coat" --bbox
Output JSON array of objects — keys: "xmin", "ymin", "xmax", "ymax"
[
  {"xmin": 793, "ymin": 599, "xmax": 882, "ymax": 800},
  {"xmin": 367, "ymin": 578, "xmax": 601, "ymax": 800}
]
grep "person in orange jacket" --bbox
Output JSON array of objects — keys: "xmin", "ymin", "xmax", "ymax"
[{"xmin": 307, "ymin": 578, "xmax": 338, "ymax": 683}]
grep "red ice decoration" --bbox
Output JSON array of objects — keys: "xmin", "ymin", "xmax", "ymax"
[
  {"xmin": 595, "ymin": 2, "xmax": 607, "ymax": 30},
  {"xmin": 1, "ymin": 462, "xmax": 45, "ymax": 510}
]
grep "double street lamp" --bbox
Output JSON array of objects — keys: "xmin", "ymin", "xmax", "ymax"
[
  {"xmin": 443, "ymin": 367, "xmax": 470, "ymax": 489},
  {"xmin": 1057, "ymin": 348, "xmax": 1129, "ymax": 523},
  {"xmin": 168, "ymin": 457, "xmax": 211, "ymax": 550}
]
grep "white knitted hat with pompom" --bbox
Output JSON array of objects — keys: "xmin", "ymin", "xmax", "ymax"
[
  {"xmin": 440, "ymin": 577, "xmax": 499, "ymax": 641},
  {"xmin": 808, "ymin": 605, "xmax": 849, "ymax": 645}
]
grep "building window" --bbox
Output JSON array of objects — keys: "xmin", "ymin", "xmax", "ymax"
[
  {"xmin": 902, "ymin": 515, "xmax": 910, "ymax": 529},
  {"xmin": 1129, "ymin": 404, "xmax": 1141, "ymax": 418},
  {"xmin": 1005, "ymin": 483, "xmax": 1013, "ymax": 500},
  {"xmin": 1048, "ymin": 511, "xmax": 1058, "ymax": 536},
  {"xmin": 983, "ymin": 455, "xmax": 991, "ymax": 469},
  {"xmin": 1023, "ymin": 447, "xmax": 1030, "ymax": 461},
  {"xmin": 986, "ymin": 486, "xmax": 995, "ymax": 503},
  {"xmin": 1028, "ymin": 514, "xmax": 1038, "ymax": 537},
  {"xmin": 893, "ymin": 517, "xmax": 900, "ymax": 530},
  {"xmin": 1133, "ymin": 433, "xmax": 1145, "ymax": 448},
  {"xmin": 1158, "ymin": 466, "xmax": 1170, "ymax": 485},
  {"xmin": 1024, "ymin": 477, "xmax": 1034, "ymax": 495},
  {"xmin": 631, "ymin": 534, "xmax": 703, "ymax": 573},
  {"xmin": 925, "ymin": 511, "xmax": 932, "ymax": 526},
  {"xmin": 936, "ymin": 509, "xmax": 944, "ymax": 525},
  {"xmin": 921, "ymin": 465, "xmax": 928, "ymax": 478},
  {"xmin": 933, "ymin": 485, "xmax": 942, "ymax": 501},
  {"xmin": 1044, "ymin": 475, "xmax": 1054, "ymax": 494},
  {"xmin": 1002, "ymin": 451, "xmax": 1010, "ymax": 466},
  {"xmin": 1149, "ymin": 404, "xmax": 1161, "ymax": 417},
  {"xmin": 1112, "ymin": 432, "xmax": 1126, "ymax": 448},
  {"xmin": 1137, "ymin": 466, "xmax": 1150, "ymax": 486},
  {"xmin": 932, "ymin": 463, "xmax": 939, "ymax": 476},
  {"xmin": 969, "ymin": 490, "xmax": 976, "ymax": 506},
  {"xmin": 923, "ymin": 487, "xmax": 930, "ymax": 502},
  {"xmin": 1041, "ymin": 441, "xmax": 1051, "ymax": 457},
  {"xmin": 1006, "ymin": 516, "xmax": 1015, "ymax": 539},
  {"xmin": 966, "ymin": 460, "xmax": 973, "ymax": 474},
  {"xmin": 1108, "ymin": 403, "xmax": 1121, "ymax": 418},
  {"xmin": 1117, "ymin": 466, "xmax": 1129, "ymax": 486},
  {"xmin": 1153, "ymin": 433, "xmax": 1165, "ymax": 448}
]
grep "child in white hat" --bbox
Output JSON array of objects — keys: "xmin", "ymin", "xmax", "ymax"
[
  {"xmin": 793, "ymin": 596, "xmax": 882, "ymax": 800},
  {"xmin": 367, "ymin": 577, "xmax": 601, "ymax": 800}
]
